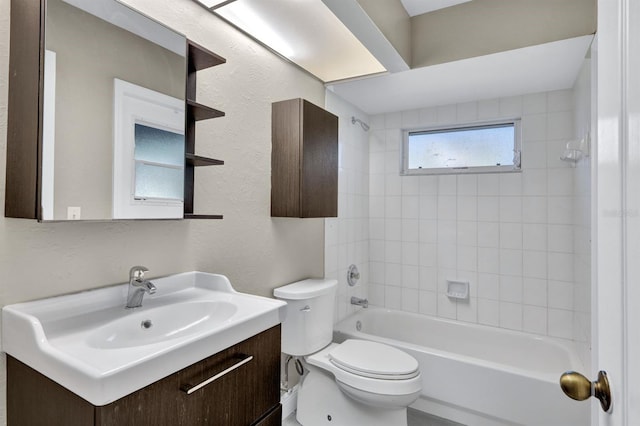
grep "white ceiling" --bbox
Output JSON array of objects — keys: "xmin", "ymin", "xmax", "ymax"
[
  {"xmin": 205, "ymin": 0, "xmax": 594, "ymax": 115},
  {"xmin": 399, "ymin": 0, "xmax": 472, "ymax": 17},
  {"xmin": 326, "ymin": 35, "xmax": 593, "ymax": 115}
]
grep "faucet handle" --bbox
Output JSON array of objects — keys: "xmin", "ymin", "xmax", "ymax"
[{"xmin": 129, "ymin": 266, "xmax": 149, "ymax": 281}]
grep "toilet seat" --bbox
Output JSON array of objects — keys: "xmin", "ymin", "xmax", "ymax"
[
  {"xmin": 328, "ymin": 340, "xmax": 419, "ymax": 380},
  {"xmin": 306, "ymin": 342, "xmax": 422, "ymax": 398}
]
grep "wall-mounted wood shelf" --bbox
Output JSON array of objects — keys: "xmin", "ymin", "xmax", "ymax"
[
  {"xmin": 187, "ymin": 100, "xmax": 225, "ymax": 121},
  {"xmin": 185, "ymin": 153, "xmax": 224, "ymax": 167},
  {"xmin": 184, "ymin": 214, "xmax": 224, "ymax": 220},
  {"xmin": 188, "ymin": 40, "xmax": 225, "ymax": 71},
  {"xmin": 184, "ymin": 40, "xmax": 226, "ymax": 220}
]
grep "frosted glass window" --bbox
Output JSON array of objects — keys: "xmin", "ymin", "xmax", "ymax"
[
  {"xmin": 134, "ymin": 123, "xmax": 184, "ymax": 200},
  {"xmin": 403, "ymin": 120, "xmax": 521, "ymax": 175},
  {"xmin": 134, "ymin": 163, "xmax": 184, "ymax": 200},
  {"xmin": 134, "ymin": 124, "xmax": 184, "ymax": 166}
]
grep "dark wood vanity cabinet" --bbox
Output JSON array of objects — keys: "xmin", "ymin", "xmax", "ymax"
[
  {"xmin": 271, "ymin": 98, "xmax": 338, "ymax": 218},
  {"xmin": 7, "ymin": 325, "xmax": 282, "ymax": 426}
]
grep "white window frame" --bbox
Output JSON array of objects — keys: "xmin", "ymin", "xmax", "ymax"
[
  {"xmin": 113, "ymin": 79, "xmax": 185, "ymax": 219},
  {"xmin": 401, "ymin": 118, "xmax": 522, "ymax": 175}
]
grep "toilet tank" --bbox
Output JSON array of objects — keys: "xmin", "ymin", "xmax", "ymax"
[{"xmin": 273, "ymin": 279, "xmax": 337, "ymax": 356}]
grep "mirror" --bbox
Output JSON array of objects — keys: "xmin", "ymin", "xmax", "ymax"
[{"xmin": 42, "ymin": 0, "xmax": 186, "ymax": 221}]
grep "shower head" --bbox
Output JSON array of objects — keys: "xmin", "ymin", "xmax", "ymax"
[{"xmin": 351, "ymin": 116, "xmax": 370, "ymax": 131}]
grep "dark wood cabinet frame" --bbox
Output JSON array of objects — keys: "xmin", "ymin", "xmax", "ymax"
[{"xmin": 5, "ymin": 0, "xmax": 44, "ymax": 219}]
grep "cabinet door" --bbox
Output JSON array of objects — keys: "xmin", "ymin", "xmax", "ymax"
[
  {"xmin": 271, "ymin": 98, "xmax": 338, "ymax": 218},
  {"xmin": 7, "ymin": 356, "xmax": 95, "ymax": 426},
  {"xmin": 300, "ymin": 100, "xmax": 338, "ymax": 218},
  {"xmin": 96, "ymin": 325, "xmax": 281, "ymax": 426}
]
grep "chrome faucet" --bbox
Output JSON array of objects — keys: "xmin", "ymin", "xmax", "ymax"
[
  {"xmin": 125, "ymin": 266, "xmax": 156, "ymax": 309},
  {"xmin": 350, "ymin": 296, "xmax": 368, "ymax": 308}
]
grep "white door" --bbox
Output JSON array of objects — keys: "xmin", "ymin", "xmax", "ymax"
[{"xmin": 591, "ymin": 0, "xmax": 640, "ymax": 425}]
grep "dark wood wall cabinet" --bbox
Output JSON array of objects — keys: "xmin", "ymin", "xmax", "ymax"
[
  {"xmin": 271, "ymin": 98, "xmax": 339, "ymax": 218},
  {"xmin": 7, "ymin": 325, "xmax": 282, "ymax": 426},
  {"xmin": 184, "ymin": 40, "xmax": 226, "ymax": 220}
]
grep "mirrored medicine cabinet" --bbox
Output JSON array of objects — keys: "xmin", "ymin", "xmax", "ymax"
[{"xmin": 5, "ymin": 0, "xmax": 222, "ymax": 221}]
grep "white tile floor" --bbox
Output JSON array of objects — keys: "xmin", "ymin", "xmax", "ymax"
[{"xmin": 283, "ymin": 408, "xmax": 464, "ymax": 426}]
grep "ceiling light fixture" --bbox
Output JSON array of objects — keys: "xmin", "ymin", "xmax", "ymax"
[
  {"xmin": 216, "ymin": 1, "xmax": 295, "ymax": 58},
  {"xmin": 191, "ymin": 0, "xmax": 385, "ymax": 82}
]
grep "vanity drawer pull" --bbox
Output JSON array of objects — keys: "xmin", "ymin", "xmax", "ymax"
[{"xmin": 181, "ymin": 354, "xmax": 254, "ymax": 395}]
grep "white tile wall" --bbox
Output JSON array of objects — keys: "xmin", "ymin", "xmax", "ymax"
[
  {"xmin": 326, "ymin": 72, "xmax": 591, "ymax": 354},
  {"xmin": 325, "ymin": 92, "xmax": 370, "ymax": 323},
  {"xmin": 367, "ymin": 89, "xmax": 586, "ymax": 341}
]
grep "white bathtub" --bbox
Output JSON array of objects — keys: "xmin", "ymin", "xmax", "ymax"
[{"xmin": 333, "ymin": 308, "xmax": 589, "ymax": 426}]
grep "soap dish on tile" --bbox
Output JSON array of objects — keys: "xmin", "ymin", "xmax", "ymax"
[{"xmin": 446, "ymin": 280, "xmax": 469, "ymax": 300}]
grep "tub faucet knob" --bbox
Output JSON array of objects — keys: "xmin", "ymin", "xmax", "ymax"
[{"xmin": 347, "ymin": 264, "xmax": 360, "ymax": 286}]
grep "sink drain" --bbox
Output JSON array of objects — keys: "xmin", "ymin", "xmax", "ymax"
[{"xmin": 141, "ymin": 319, "xmax": 153, "ymax": 329}]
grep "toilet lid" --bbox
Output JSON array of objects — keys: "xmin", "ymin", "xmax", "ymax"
[{"xmin": 328, "ymin": 340, "xmax": 419, "ymax": 380}]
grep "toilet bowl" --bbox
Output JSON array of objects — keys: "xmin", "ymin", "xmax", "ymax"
[
  {"xmin": 309, "ymin": 341, "xmax": 422, "ymax": 407},
  {"xmin": 274, "ymin": 279, "xmax": 422, "ymax": 426}
]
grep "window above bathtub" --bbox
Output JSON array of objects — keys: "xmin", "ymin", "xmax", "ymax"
[{"xmin": 401, "ymin": 119, "xmax": 522, "ymax": 175}]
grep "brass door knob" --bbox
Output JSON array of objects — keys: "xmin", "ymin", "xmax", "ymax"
[{"xmin": 560, "ymin": 370, "xmax": 611, "ymax": 412}]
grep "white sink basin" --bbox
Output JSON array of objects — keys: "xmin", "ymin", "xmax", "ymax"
[
  {"xmin": 2, "ymin": 272, "xmax": 286, "ymax": 406},
  {"xmin": 87, "ymin": 300, "xmax": 238, "ymax": 349}
]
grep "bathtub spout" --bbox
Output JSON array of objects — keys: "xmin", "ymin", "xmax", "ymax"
[{"xmin": 350, "ymin": 296, "xmax": 368, "ymax": 308}]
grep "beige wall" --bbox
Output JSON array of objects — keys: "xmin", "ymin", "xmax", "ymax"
[
  {"xmin": 0, "ymin": 0, "xmax": 326, "ymax": 422},
  {"xmin": 47, "ymin": 0, "xmax": 185, "ymax": 220},
  {"xmin": 411, "ymin": 0, "xmax": 596, "ymax": 68},
  {"xmin": 357, "ymin": 0, "xmax": 411, "ymax": 66}
]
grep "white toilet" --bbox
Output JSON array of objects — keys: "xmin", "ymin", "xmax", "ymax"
[{"xmin": 274, "ymin": 279, "xmax": 422, "ymax": 426}]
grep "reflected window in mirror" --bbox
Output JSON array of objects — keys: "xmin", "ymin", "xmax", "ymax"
[
  {"xmin": 113, "ymin": 79, "xmax": 185, "ymax": 219},
  {"xmin": 134, "ymin": 124, "xmax": 185, "ymax": 201}
]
